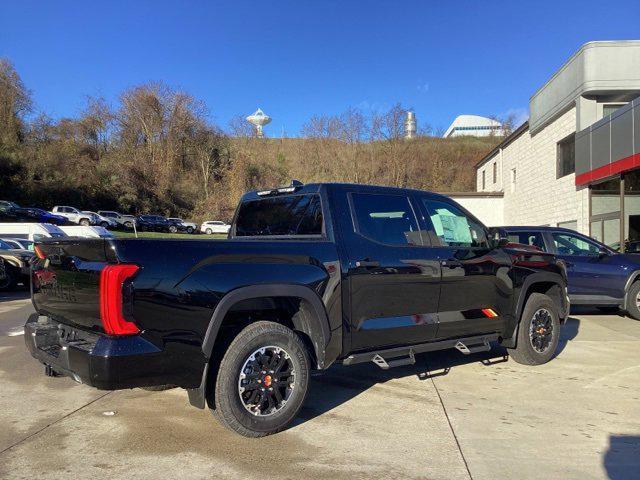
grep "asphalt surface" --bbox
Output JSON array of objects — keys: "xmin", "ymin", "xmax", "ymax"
[{"xmin": 1, "ymin": 292, "xmax": 639, "ymax": 479}]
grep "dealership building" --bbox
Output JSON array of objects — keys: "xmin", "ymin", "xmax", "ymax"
[{"xmin": 474, "ymin": 41, "xmax": 640, "ymax": 250}]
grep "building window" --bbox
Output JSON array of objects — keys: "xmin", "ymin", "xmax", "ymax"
[
  {"xmin": 482, "ymin": 170, "xmax": 486, "ymax": 190},
  {"xmin": 510, "ymin": 168, "xmax": 516, "ymax": 192},
  {"xmin": 556, "ymin": 133, "xmax": 575, "ymax": 178},
  {"xmin": 492, "ymin": 162, "xmax": 497, "ymax": 184},
  {"xmin": 603, "ymin": 104, "xmax": 625, "ymax": 118}
]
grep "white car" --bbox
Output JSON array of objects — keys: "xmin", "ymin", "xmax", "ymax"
[
  {"xmin": 82, "ymin": 211, "xmax": 118, "ymax": 229},
  {"xmin": 51, "ymin": 206, "xmax": 94, "ymax": 226},
  {"xmin": 0, "ymin": 223, "xmax": 67, "ymax": 241},
  {"xmin": 167, "ymin": 218, "xmax": 198, "ymax": 234},
  {"xmin": 200, "ymin": 221, "xmax": 231, "ymax": 234},
  {"xmin": 59, "ymin": 226, "xmax": 114, "ymax": 238}
]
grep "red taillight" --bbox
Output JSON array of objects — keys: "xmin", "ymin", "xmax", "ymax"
[
  {"xmin": 99, "ymin": 264, "xmax": 140, "ymax": 335},
  {"xmin": 482, "ymin": 308, "xmax": 498, "ymax": 318}
]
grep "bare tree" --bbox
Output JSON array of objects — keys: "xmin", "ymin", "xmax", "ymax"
[
  {"xmin": 0, "ymin": 58, "xmax": 32, "ymax": 145},
  {"xmin": 228, "ymin": 114, "xmax": 255, "ymax": 138}
]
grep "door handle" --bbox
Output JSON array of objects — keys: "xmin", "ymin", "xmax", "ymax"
[
  {"xmin": 441, "ymin": 259, "xmax": 462, "ymax": 269},
  {"xmin": 355, "ymin": 259, "xmax": 380, "ymax": 268}
]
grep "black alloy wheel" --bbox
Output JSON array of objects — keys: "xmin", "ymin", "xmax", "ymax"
[
  {"xmin": 529, "ymin": 308, "xmax": 554, "ymax": 353},
  {"xmin": 238, "ymin": 346, "xmax": 295, "ymax": 417}
]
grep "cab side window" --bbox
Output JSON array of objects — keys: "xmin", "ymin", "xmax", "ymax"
[
  {"xmin": 552, "ymin": 232, "xmax": 599, "ymax": 256},
  {"xmin": 422, "ymin": 198, "xmax": 489, "ymax": 248},
  {"xmin": 350, "ymin": 193, "xmax": 422, "ymax": 246}
]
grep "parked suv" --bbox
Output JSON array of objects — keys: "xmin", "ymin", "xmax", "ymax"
[
  {"xmin": 51, "ymin": 206, "xmax": 94, "ymax": 226},
  {"xmin": 497, "ymin": 226, "xmax": 640, "ymax": 319},
  {"xmin": 136, "ymin": 215, "xmax": 170, "ymax": 232},
  {"xmin": 200, "ymin": 220, "xmax": 230, "ymax": 234},
  {"xmin": 97, "ymin": 211, "xmax": 136, "ymax": 230},
  {"xmin": 26, "ymin": 183, "xmax": 568, "ymax": 437},
  {"xmin": 167, "ymin": 218, "xmax": 198, "ymax": 234}
]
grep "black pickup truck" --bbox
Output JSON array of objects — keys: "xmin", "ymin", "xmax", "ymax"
[{"xmin": 25, "ymin": 182, "xmax": 569, "ymax": 437}]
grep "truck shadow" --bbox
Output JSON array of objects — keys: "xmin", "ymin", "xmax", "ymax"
[
  {"xmin": 0, "ymin": 290, "xmax": 30, "ymax": 302},
  {"xmin": 604, "ymin": 435, "xmax": 640, "ymax": 479},
  {"xmin": 296, "ymin": 321, "xmax": 581, "ymax": 428}
]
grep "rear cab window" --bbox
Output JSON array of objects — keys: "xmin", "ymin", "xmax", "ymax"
[{"xmin": 233, "ymin": 193, "xmax": 324, "ymax": 238}]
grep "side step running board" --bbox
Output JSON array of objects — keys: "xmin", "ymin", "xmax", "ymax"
[
  {"xmin": 455, "ymin": 338, "xmax": 491, "ymax": 355},
  {"xmin": 372, "ymin": 350, "xmax": 415, "ymax": 370},
  {"xmin": 342, "ymin": 333, "xmax": 499, "ymax": 369}
]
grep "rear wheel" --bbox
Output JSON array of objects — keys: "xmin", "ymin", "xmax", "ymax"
[
  {"xmin": 124, "ymin": 221, "xmax": 133, "ymax": 229},
  {"xmin": 213, "ymin": 321, "xmax": 310, "ymax": 437},
  {"xmin": 186, "ymin": 226, "xmax": 194, "ymax": 234},
  {"xmin": 100, "ymin": 221, "xmax": 109, "ymax": 228},
  {"xmin": 168, "ymin": 225, "xmax": 178, "ymax": 233},
  {"xmin": 509, "ymin": 293, "xmax": 560, "ymax": 365},
  {"xmin": 625, "ymin": 282, "xmax": 640, "ymax": 320},
  {"xmin": 79, "ymin": 218, "xmax": 90, "ymax": 226}
]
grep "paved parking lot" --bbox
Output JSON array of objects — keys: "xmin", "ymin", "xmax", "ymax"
[{"xmin": 1, "ymin": 293, "xmax": 639, "ymax": 479}]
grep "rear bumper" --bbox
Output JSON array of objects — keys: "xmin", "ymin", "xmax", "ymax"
[{"xmin": 24, "ymin": 313, "xmax": 167, "ymax": 390}]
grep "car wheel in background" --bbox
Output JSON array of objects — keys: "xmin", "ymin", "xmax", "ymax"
[
  {"xmin": 100, "ymin": 221, "xmax": 109, "ymax": 228},
  {"xmin": 169, "ymin": 225, "xmax": 177, "ymax": 233},
  {"xmin": 213, "ymin": 321, "xmax": 310, "ymax": 437},
  {"xmin": 0, "ymin": 266, "xmax": 17, "ymax": 291},
  {"xmin": 124, "ymin": 221, "xmax": 133, "ymax": 229},
  {"xmin": 206, "ymin": 228, "xmax": 212, "ymax": 234},
  {"xmin": 625, "ymin": 282, "xmax": 640, "ymax": 320},
  {"xmin": 508, "ymin": 293, "xmax": 560, "ymax": 365},
  {"xmin": 79, "ymin": 218, "xmax": 90, "ymax": 226},
  {"xmin": 186, "ymin": 227, "xmax": 194, "ymax": 234}
]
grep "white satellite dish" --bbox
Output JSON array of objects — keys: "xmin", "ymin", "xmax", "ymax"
[{"xmin": 246, "ymin": 108, "xmax": 271, "ymax": 138}]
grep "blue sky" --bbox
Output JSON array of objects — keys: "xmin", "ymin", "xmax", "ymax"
[{"xmin": 1, "ymin": 1, "xmax": 639, "ymax": 135}]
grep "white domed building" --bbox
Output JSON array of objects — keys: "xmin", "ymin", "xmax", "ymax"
[{"xmin": 443, "ymin": 115, "xmax": 504, "ymax": 138}]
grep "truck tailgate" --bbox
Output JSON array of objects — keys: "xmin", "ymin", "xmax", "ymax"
[{"xmin": 32, "ymin": 239, "xmax": 111, "ymax": 332}]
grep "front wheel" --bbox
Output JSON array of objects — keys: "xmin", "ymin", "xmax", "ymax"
[
  {"xmin": 100, "ymin": 221, "xmax": 109, "ymax": 228},
  {"xmin": 213, "ymin": 321, "xmax": 310, "ymax": 437},
  {"xmin": 205, "ymin": 228, "xmax": 212, "ymax": 235},
  {"xmin": 624, "ymin": 282, "xmax": 640, "ymax": 320},
  {"xmin": 79, "ymin": 218, "xmax": 90, "ymax": 226},
  {"xmin": 168, "ymin": 225, "xmax": 177, "ymax": 233},
  {"xmin": 508, "ymin": 293, "xmax": 560, "ymax": 365}
]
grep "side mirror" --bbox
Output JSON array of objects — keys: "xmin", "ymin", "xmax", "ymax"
[{"xmin": 598, "ymin": 246, "xmax": 609, "ymax": 257}]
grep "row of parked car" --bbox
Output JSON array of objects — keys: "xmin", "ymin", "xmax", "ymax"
[{"xmin": 0, "ymin": 201, "xmax": 231, "ymax": 235}]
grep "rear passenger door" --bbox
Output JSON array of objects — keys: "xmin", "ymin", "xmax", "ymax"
[
  {"xmin": 418, "ymin": 197, "xmax": 510, "ymax": 339},
  {"xmin": 342, "ymin": 191, "xmax": 442, "ymax": 351}
]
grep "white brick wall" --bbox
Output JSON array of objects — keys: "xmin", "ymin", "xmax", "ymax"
[{"xmin": 476, "ymin": 106, "xmax": 590, "ymax": 234}]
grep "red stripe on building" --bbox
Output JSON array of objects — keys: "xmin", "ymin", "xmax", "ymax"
[{"xmin": 576, "ymin": 152, "xmax": 640, "ymax": 186}]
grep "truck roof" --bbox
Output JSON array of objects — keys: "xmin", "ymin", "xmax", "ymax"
[{"xmin": 240, "ymin": 182, "xmax": 452, "ymax": 202}]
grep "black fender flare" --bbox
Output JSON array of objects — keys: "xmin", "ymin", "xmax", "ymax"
[
  {"xmin": 503, "ymin": 272, "xmax": 567, "ymax": 348},
  {"xmin": 188, "ymin": 284, "xmax": 332, "ymax": 409}
]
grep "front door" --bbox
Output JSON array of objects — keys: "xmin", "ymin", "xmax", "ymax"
[
  {"xmin": 343, "ymin": 191, "xmax": 442, "ymax": 351},
  {"xmin": 418, "ymin": 197, "xmax": 510, "ymax": 339},
  {"xmin": 548, "ymin": 230, "xmax": 624, "ymax": 301}
]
